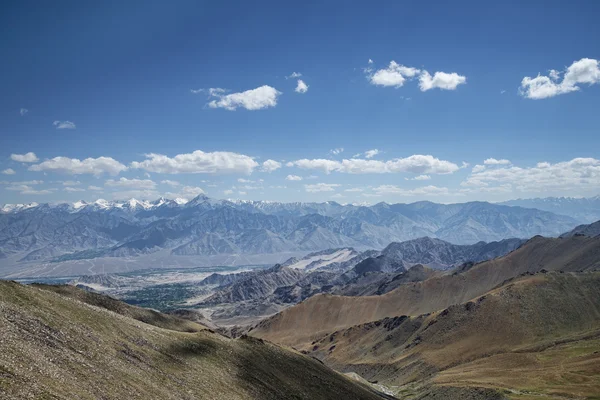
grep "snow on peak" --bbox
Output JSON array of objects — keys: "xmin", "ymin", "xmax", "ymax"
[
  {"xmin": 73, "ymin": 200, "xmax": 89, "ymax": 209},
  {"xmin": 1, "ymin": 203, "xmax": 39, "ymax": 213}
]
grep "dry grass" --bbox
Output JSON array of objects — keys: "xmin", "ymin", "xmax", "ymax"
[{"xmin": 0, "ymin": 281, "xmax": 388, "ymax": 400}]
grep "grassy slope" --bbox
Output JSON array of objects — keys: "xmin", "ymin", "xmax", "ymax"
[
  {"xmin": 308, "ymin": 272, "xmax": 600, "ymax": 399},
  {"xmin": 0, "ymin": 281, "xmax": 387, "ymax": 400},
  {"xmin": 251, "ymin": 236, "xmax": 600, "ymax": 347}
]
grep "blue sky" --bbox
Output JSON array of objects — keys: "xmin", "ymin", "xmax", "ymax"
[{"xmin": 1, "ymin": 0, "xmax": 600, "ymax": 205}]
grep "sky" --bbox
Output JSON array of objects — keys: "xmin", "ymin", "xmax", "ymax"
[{"xmin": 1, "ymin": 0, "xmax": 600, "ymax": 205}]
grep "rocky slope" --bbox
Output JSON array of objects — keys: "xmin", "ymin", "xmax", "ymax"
[
  {"xmin": 0, "ymin": 281, "xmax": 388, "ymax": 400},
  {"xmin": 561, "ymin": 219, "xmax": 600, "ymax": 238},
  {"xmin": 250, "ymin": 235, "xmax": 600, "ymax": 348},
  {"xmin": 308, "ymin": 271, "xmax": 600, "ymax": 398}
]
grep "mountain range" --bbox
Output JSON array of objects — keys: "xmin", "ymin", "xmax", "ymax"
[
  {"xmin": 0, "ymin": 195, "xmax": 580, "ymax": 277},
  {"xmin": 500, "ymin": 195, "xmax": 600, "ymax": 223}
]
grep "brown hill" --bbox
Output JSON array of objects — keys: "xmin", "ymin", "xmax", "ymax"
[
  {"xmin": 308, "ymin": 271, "xmax": 600, "ymax": 398},
  {"xmin": 251, "ymin": 235, "xmax": 600, "ymax": 348},
  {"xmin": 0, "ymin": 281, "xmax": 388, "ymax": 400}
]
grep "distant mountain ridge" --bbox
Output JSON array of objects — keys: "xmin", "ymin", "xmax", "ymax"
[
  {"xmin": 0, "ymin": 195, "xmax": 578, "ymax": 274},
  {"xmin": 501, "ymin": 195, "xmax": 600, "ymax": 223}
]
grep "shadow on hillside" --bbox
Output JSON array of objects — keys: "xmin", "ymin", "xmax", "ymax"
[
  {"xmin": 163, "ymin": 336, "xmax": 219, "ymax": 359},
  {"xmin": 232, "ymin": 336, "xmax": 395, "ymax": 400}
]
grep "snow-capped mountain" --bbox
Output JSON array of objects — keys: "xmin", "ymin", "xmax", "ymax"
[{"xmin": 0, "ymin": 195, "xmax": 581, "ymax": 266}]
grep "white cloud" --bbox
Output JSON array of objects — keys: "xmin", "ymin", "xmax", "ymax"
[
  {"xmin": 2, "ymin": 180, "xmax": 43, "ymax": 185},
  {"xmin": 520, "ymin": 58, "xmax": 600, "ymax": 99},
  {"xmin": 239, "ymin": 184, "xmax": 262, "ymax": 191},
  {"xmin": 110, "ymin": 190, "xmax": 159, "ymax": 200},
  {"xmin": 368, "ymin": 59, "xmax": 373, "ymax": 64},
  {"xmin": 105, "ymin": 177, "xmax": 156, "ymax": 189},
  {"xmin": 64, "ymin": 187, "xmax": 85, "ymax": 192},
  {"xmin": 88, "ymin": 185, "xmax": 103, "ymax": 191},
  {"xmin": 223, "ymin": 189, "xmax": 234, "ymax": 195},
  {"xmin": 373, "ymin": 185, "xmax": 449, "ymax": 196},
  {"xmin": 161, "ymin": 180, "xmax": 180, "ymax": 187},
  {"xmin": 330, "ymin": 193, "xmax": 344, "ymax": 199},
  {"xmin": 472, "ymin": 164, "xmax": 486, "ymax": 173},
  {"xmin": 286, "ymin": 72, "xmax": 302, "ymax": 79},
  {"xmin": 461, "ymin": 157, "xmax": 600, "ymax": 194},
  {"xmin": 7, "ymin": 184, "xmax": 55, "ymax": 195},
  {"xmin": 20, "ymin": 108, "xmax": 28, "ymax": 116},
  {"xmin": 419, "ymin": 71, "xmax": 466, "ymax": 91},
  {"xmin": 205, "ymin": 85, "xmax": 282, "ymax": 111},
  {"xmin": 295, "ymin": 79, "xmax": 309, "ymax": 94},
  {"xmin": 164, "ymin": 186, "xmax": 205, "ymax": 200},
  {"xmin": 238, "ymin": 191, "xmax": 247, "ymax": 195},
  {"xmin": 131, "ymin": 150, "xmax": 258, "ymax": 175},
  {"xmin": 285, "ymin": 175, "xmax": 303, "ymax": 181},
  {"xmin": 11, "ymin": 152, "xmax": 39, "ymax": 163},
  {"xmin": 345, "ymin": 187, "xmax": 364, "ymax": 192},
  {"xmin": 329, "ymin": 148, "xmax": 344, "ymax": 155},
  {"xmin": 2, "ymin": 168, "xmax": 15, "ymax": 175},
  {"xmin": 29, "ymin": 156, "xmax": 126, "ymax": 176},
  {"xmin": 368, "ymin": 61, "xmax": 421, "ymax": 88},
  {"xmin": 190, "ymin": 87, "xmax": 226, "ymax": 95},
  {"xmin": 304, "ymin": 183, "xmax": 341, "ymax": 192},
  {"xmin": 53, "ymin": 120, "xmax": 76, "ymax": 129},
  {"xmin": 289, "ymin": 155, "xmax": 459, "ymax": 175},
  {"xmin": 261, "ymin": 159, "xmax": 282, "ymax": 173},
  {"xmin": 62, "ymin": 180, "xmax": 81, "ymax": 186},
  {"xmin": 484, "ymin": 158, "xmax": 511, "ymax": 165},
  {"xmin": 364, "ymin": 149, "xmax": 379, "ymax": 159},
  {"xmin": 411, "ymin": 174, "xmax": 431, "ymax": 181}
]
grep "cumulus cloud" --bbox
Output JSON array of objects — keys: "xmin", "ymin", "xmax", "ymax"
[
  {"xmin": 11, "ymin": 152, "xmax": 39, "ymax": 163},
  {"xmin": 484, "ymin": 158, "xmax": 511, "ymax": 165},
  {"xmin": 131, "ymin": 150, "xmax": 258, "ymax": 175},
  {"xmin": 368, "ymin": 61, "xmax": 421, "ymax": 88},
  {"xmin": 344, "ymin": 187, "xmax": 364, "ymax": 192},
  {"xmin": 161, "ymin": 180, "xmax": 180, "ymax": 187},
  {"xmin": 285, "ymin": 175, "xmax": 303, "ymax": 181},
  {"xmin": 203, "ymin": 85, "xmax": 282, "ymax": 111},
  {"xmin": 7, "ymin": 184, "xmax": 56, "ymax": 195},
  {"xmin": 261, "ymin": 159, "xmax": 282, "ymax": 173},
  {"xmin": 105, "ymin": 177, "xmax": 156, "ymax": 189},
  {"xmin": 461, "ymin": 157, "xmax": 600, "ymax": 194},
  {"xmin": 419, "ymin": 71, "xmax": 466, "ymax": 91},
  {"xmin": 110, "ymin": 190, "xmax": 160, "ymax": 200},
  {"xmin": 2, "ymin": 168, "xmax": 15, "ymax": 175},
  {"xmin": 472, "ymin": 165, "xmax": 486, "ymax": 173},
  {"xmin": 53, "ymin": 120, "xmax": 76, "ymax": 129},
  {"xmin": 364, "ymin": 149, "xmax": 380, "ymax": 159},
  {"xmin": 520, "ymin": 58, "xmax": 600, "ymax": 99},
  {"xmin": 88, "ymin": 185, "xmax": 103, "ymax": 191},
  {"xmin": 295, "ymin": 79, "xmax": 309, "ymax": 94},
  {"xmin": 372, "ymin": 185, "xmax": 449, "ymax": 196},
  {"xmin": 62, "ymin": 180, "xmax": 81, "ymax": 186},
  {"xmin": 20, "ymin": 108, "xmax": 28, "ymax": 116},
  {"xmin": 286, "ymin": 72, "xmax": 302, "ymax": 79},
  {"xmin": 304, "ymin": 183, "xmax": 342, "ymax": 192},
  {"xmin": 29, "ymin": 156, "xmax": 127, "ymax": 176},
  {"xmin": 411, "ymin": 174, "xmax": 431, "ymax": 181},
  {"xmin": 64, "ymin": 187, "xmax": 85, "ymax": 192},
  {"xmin": 289, "ymin": 155, "xmax": 459, "ymax": 175}
]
